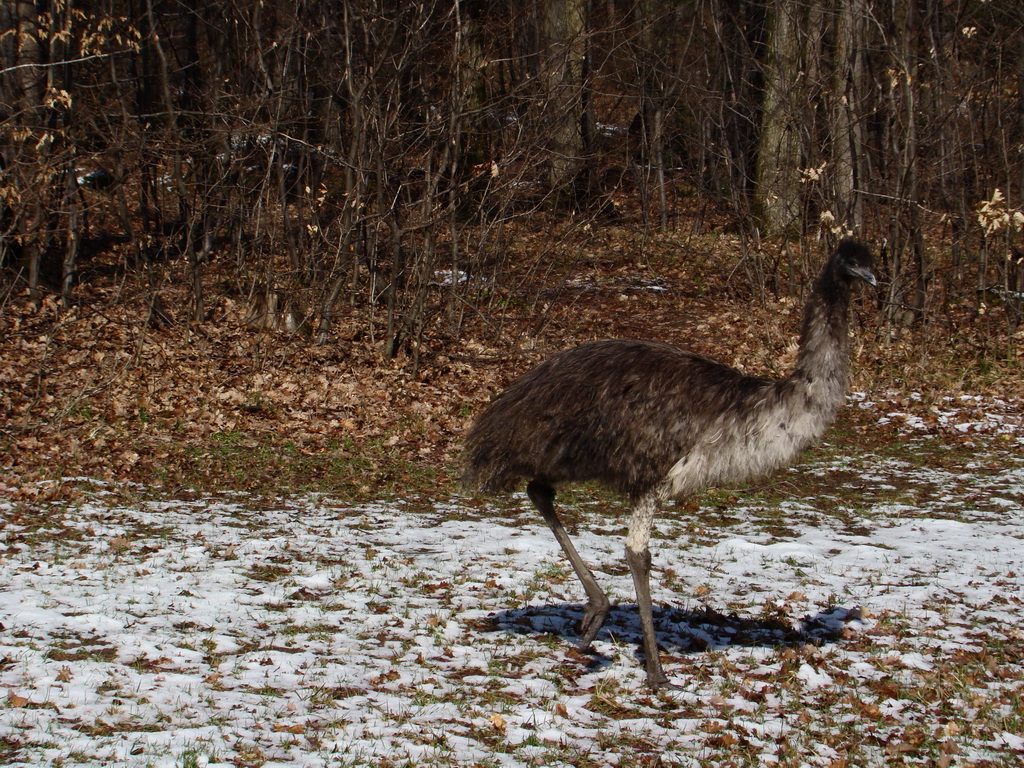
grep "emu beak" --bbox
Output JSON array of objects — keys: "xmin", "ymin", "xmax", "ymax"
[{"xmin": 851, "ymin": 266, "xmax": 877, "ymax": 287}]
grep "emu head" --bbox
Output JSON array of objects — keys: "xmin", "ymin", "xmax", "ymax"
[{"xmin": 835, "ymin": 239, "xmax": 877, "ymax": 287}]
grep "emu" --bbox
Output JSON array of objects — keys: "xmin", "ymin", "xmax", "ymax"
[{"xmin": 462, "ymin": 240, "xmax": 876, "ymax": 689}]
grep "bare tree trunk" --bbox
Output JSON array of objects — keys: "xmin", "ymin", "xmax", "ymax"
[
  {"xmin": 636, "ymin": 0, "xmax": 668, "ymax": 231},
  {"xmin": 145, "ymin": 0, "xmax": 206, "ymax": 323},
  {"xmin": 755, "ymin": 0, "xmax": 803, "ymax": 237},
  {"xmin": 8, "ymin": 0, "xmax": 46, "ymax": 303},
  {"xmin": 881, "ymin": 0, "xmax": 926, "ymax": 328},
  {"xmin": 829, "ymin": 0, "xmax": 866, "ymax": 235},
  {"xmin": 541, "ymin": 0, "xmax": 586, "ymax": 200},
  {"xmin": 56, "ymin": 0, "xmax": 79, "ymax": 306},
  {"xmin": 703, "ymin": 0, "xmax": 766, "ymax": 226},
  {"xmin": 62, "ymin": 164, "xmax": 80, "ymax": 303}
]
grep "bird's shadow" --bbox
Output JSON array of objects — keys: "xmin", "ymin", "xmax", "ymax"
[{"xmin": 487, "ymin": 601, "xmax": 863, "ymax": 671}]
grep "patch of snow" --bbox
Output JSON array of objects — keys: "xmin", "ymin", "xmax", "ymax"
[{"xmin": 796, "ymin": 663, "xmax": 833, "ymax": 690}]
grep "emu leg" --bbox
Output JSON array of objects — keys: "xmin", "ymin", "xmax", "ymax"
[
  {"xmin": 526, "ymin": 480, "xmax": 611, "ymax": 648},
  {"xmin": 625, "ymin": 544, "xmax": 674, "ymax": 689},
  {"xmin": 626, "ymin": 496, "xmax": 676, "ymax": 690}
]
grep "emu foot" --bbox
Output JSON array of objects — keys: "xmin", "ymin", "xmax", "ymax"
[
  {"xmin": 643, "ymin": 653, "xmax": 680, "ymax": 691},
  {"xmin": 647, "ymin": 675, "xmax": 682, "ymax": 692},
  {"xmin": 577, "ymin": 597, "xmax": 611, "ymax": 650}
]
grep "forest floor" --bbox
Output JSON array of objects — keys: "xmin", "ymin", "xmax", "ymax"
[
  {"xmin": 2, "ymin": 224, "xmax": 1021, "ymax": 500},
  {"xmin": 2, "ymin": 224, "xmax": 1024, "ymax": 767}
]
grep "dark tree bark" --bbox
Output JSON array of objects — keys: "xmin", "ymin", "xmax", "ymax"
[
  {"xmin": 755, "ymin": 0, "xmax": 805, "ymax": 237},
  {"xmin": 540, "ymin": 0, "xmax": 586, "ymax": 199}
]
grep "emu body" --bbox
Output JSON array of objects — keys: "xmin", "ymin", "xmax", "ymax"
[{"xmin": 463, "ymin": 240, "xmax": 876, "ymax": 689}]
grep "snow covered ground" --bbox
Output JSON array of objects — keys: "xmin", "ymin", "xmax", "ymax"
[{"xmin": 2, "ymin": 396, "xmax": 1023, "ymax": 767}]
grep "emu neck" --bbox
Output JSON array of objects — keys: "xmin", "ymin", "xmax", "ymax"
[{"xmin": 791, "ymin": 271, "xmax": 852, "ymax": 402}]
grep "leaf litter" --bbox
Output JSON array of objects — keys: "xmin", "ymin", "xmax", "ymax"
[{"xmin": 1, "ymin": 398, "xmax": 1023, "ymax": 768}]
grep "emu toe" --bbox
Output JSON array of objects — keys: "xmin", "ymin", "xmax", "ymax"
[{"xmin": 577, "ymin": 597, "xmax": 611, "ymax": 650}]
